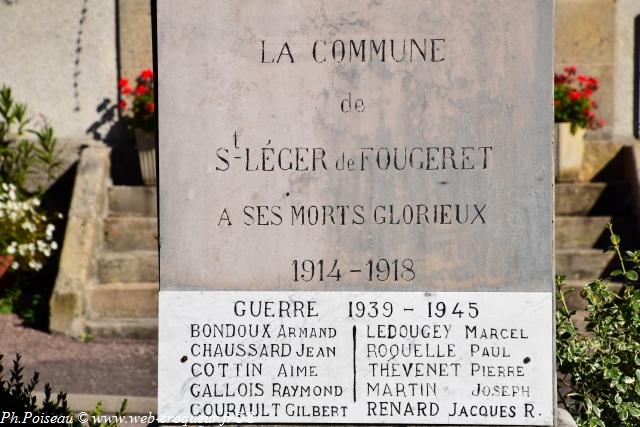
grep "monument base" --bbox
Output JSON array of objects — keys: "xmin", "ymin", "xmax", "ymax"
[{"xmin": 159, "ymin": 291, "xmax": 554, "ymax": 426}]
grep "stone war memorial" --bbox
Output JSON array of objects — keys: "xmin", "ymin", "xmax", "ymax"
[{"xmin": 157, "ymin": 0, "xmax": 554, "ymax": 425}]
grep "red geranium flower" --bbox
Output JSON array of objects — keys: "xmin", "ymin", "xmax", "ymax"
[
  {"xmin": 119, "ymin": 69, "xmax": 155, "ymax": 131},
  {"xmin": 135, "ymin": 84, "xmax": 147, "ymax": 95},
  {"xmin": 555, "ymin": 66, "xmax": 603, "ymax": 131},
  {"xmin": 554, "ymin": 74, "xmax": 567, "ymax": 84},
  {"xmin": 568, "ymin": 91, "xmax": 582, "ymax": 101}
]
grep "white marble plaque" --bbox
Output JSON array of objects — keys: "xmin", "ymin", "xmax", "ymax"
[
  {"xmin": 159, "ymin": 291, "xmax": 553, "ymax": 425},
  {"xmin": 157, "ymin": 0, "xmax": 555, "ymax": 425}
]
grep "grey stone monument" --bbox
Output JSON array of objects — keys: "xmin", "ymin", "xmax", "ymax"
[{"xmin": 157, "ymin": 1, "xmax": 555, "ymax": 425}]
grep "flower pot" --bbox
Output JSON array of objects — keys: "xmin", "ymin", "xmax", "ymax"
[
  {"xmin": 134, "ymin": 129, "xmax": 157, "ymax": 186},
  {"xmin": 555, "ymin": 122, "xmax": 585, "ymax": 182},
  {"xmin": 0, "ymin": 255, "xmax": 14, "ymax": 280}
]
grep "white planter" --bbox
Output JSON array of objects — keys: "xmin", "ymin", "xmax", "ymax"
[
  {"xmin": 555, "ymin": 122, "xmax": 585, "ymax": 182},
  {"xmin": 134, "ymin": 129, "xmax": 157, "ymax": 186}
]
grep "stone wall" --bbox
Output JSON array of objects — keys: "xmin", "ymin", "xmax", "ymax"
[
  {"xmin": 555, "ymin": 0, "xmax": 615, "ymax": 139},
  {"xmin": 0, "ymin": 0, "xmax": 119, "ymax": 142},
  {"xmin": 556, "ymin": 0, "xmax": 640, "ymax": 141},
  {"xmin": 614, "ymin": 0, "xmax": 640, "ymax": 138},
  {"xmin": 118, "ymin": 0, "xmax": 153, "ymax": 82}
]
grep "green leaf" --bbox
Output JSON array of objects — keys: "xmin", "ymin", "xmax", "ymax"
[
  {"xmin": 626, "ymin": 270, "xmax": 639, "ymax": 281},
  {"xmin": 592, "ymin": 404, "xmax": 602, "ymax": 417},
  {"xmin": 611, "ymin": 234, "xmax": 621, "ymax": 245},
  {"xmin": 620, "ymin": 409, "xmax": 629, "ymax": 421},
  {"xmin": 611, "ymin": 269, "xmax": 624, "ymax": 277}
]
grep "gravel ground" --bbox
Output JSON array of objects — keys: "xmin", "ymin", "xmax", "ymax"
[{"xmin": 0, "ymin": 314, "xmax": 157, "ymax": 397}]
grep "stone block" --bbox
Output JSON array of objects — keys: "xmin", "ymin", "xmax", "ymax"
[
  {"xmin": 555, "ymin": 182, "xmax": 606, "ymax": 215},
  {"xmin": 556, "ymin": 248, "xmax": 616, "ymax": 280},
  {"xmin": 97, "ymin": 251, "xmax": 159, "ymax": 284},
  {"xmin": 89, "ymin": 282, "xmax": 159, "ymax": 318},
  {"xmin": 613, "ymin": 0, "xmax": 640, "ymax": 137},
  {"xmin": 49, "ymin": 290, "xmax": 84, "ymax": 337},
  {"xmin": 109, "ymin": 186, "xmax": 158, "ymax": 217},
  {"xmin": 103, "ymin": 217, "xmax": 158, "ymax": 251},
  {"xmin": 118, "ymin": 0, "xmax": 153, "ymax": 81},
  {"xmin": 84, "ymin": 318, "xmax": 158, "ymax": 340},
  {"xmin": 555, "ymin": 216, "xmax": 613, "ymax": 249},
  {"xmin": 555, "ymin": 0, "xmax": 615, "ymax": 65},
  {"xmin": 579, "ymin": 139, "xmax": 625, "ymax": 182},
  {"xmin": 556, "ymin": 182, "xmax": 630, "ymax": 215}
]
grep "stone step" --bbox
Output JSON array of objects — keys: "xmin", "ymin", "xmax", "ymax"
[
  {"xmin": 88, "ymin": 282, "xmax": 159, "ymax": 319},
  {"xmin": 84, "ymin": 318, "xmax": 158, "ymax": 340},
  {"xmin": 103, "ymin": 216, "xmax": 158, "ymax": 251},
  {"xmin": 109, "ymin": 186, "xmax": 157, "ymax": 217},
  {"xmin": 555, "ymin": 249, "xmax": 617, "ymax": 281},
  {"xmin": 97, "ymin": 251, "xmax": 159, "ymax": 283},
  {"xmin": 555, "ymin": 181, "xmax": 630, "ymax": 216},
  {"xmin": 556, "ymin": 216, "xmax": 635, "ymax": 249},
  {"xmin": 559, "ymin": 280, "xmax": 623, "ymax": 311}
]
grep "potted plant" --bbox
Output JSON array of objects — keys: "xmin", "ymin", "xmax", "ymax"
[
  {"xmin": 554, "ymin": 66, "xmax": 604, "ymax": 182},
  {"xmin": 118, "ymin": 69, "xmax": 156, "ymax": 186},
  {"xmin": 0, "ymin": 182, "xmax": 58, "ymax": 280}
]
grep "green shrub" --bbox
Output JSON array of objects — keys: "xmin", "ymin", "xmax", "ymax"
[
  {"xmin": 0, "ymin": 84, "xmax": 61, "ymax": 193},
  {"xmin": 0, "ymin": 84, "xmax": 62, "ymax": 325},
  {"xmin": 556, "ymin": 224, "xmax": 640, "ymax": 427},
  {"xmin": 0, "ymin": 353, "xmax": 127, "ymax": 426},
  {"xmin": 0, "ymin": 353, "xmax": 75, "ymax": 423}
]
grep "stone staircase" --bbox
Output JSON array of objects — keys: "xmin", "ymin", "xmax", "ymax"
[
  {"xmin": 84, "ymin": 186, "xmax": 159, "ymax": 338},
  {"xmin": 555, "ymin": 181, "xmax": 636, "ymax": 315}
]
